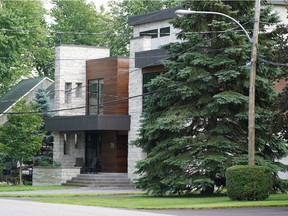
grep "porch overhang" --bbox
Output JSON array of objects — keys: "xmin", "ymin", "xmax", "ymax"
[{"xmin": 45, "ymin": 115, "xmax": 130, "ymax": 131}]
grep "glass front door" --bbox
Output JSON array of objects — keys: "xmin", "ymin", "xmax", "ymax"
[{"xmin": 85, "ymin": 132, "xmax": 101, "ymax": 170}]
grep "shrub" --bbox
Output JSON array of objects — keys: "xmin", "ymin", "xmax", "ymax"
[{"xmin": 226, "ymin": 165, "xmax": 273, "ymax": 201}]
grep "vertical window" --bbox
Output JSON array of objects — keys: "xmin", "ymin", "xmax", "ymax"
[
  {"xmin": 75, "ymin": 83, "xmax": 82, "ymax": 98},
  {"xmin": 63, "ymin": 133, "xmax": 68, "ymax": 155},
  {"xmin": 143, "ymin": 72, "xmax": 162, "ymax": 108},
  {"xmin": 140, "ymin": 29, "xmax": 158, "ymax": 38},
  {"xmin": 65, "ymin": 82, "xmax": 72, "ymax": 103},
  {"xmin": 160, "ymin": 27, "xmax": 170, "ymax": 37},
  {"xmin": 74, "ymin": 133, "xmax": 79, "ymax": 149},
  {"xmin": 88, "ymin": 79, "xmax": 104, "ymax": 115}
]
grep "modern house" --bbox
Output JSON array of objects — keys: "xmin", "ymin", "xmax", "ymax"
[
  {"xmin": 34, "ymin": 2, "xmax": 287, "ymax": 185},
  {"xmin": 33, "ymin": 45, "xmax": 131, "ymax": 186},
  {"xmin": 0, "ymin": 77, "xmax": 54, "ymax": 125}
]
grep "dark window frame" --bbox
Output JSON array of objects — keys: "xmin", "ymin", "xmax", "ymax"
[
  {"xmin": 160, "ymin": 27, "xmax": 170, "ymax": 37},
  {"xmin": 140, "ymin": 29, "xmax": 158, "ymax": 38},
  {"xmin": 88, "ymin": 79, "xmax": 104, "ymax": 115}
]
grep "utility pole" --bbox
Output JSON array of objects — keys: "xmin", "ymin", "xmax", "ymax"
[{"xmin": 248, "ymin": 0, "xmax": 261, "ymax": 166}]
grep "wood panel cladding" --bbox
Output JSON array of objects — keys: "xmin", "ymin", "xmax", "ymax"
[
  {"xmin": 99, "ymin": 131, "xmax": 128, "ymax": 173},
  {"xmin": 86, "ymin": 57, "xmax": 129, "ymax": 115}
]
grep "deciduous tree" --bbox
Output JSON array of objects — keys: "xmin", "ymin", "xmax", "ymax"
[{"xmin": 0, "ymin": 100, "xmax": 44, "ymax": 185}]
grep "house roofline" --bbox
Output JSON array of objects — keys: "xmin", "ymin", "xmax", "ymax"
[{"xmin": 0, "ymin": 77, "xmax": 54, "ymax": 117}]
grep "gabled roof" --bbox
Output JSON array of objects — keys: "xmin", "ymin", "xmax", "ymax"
[{"xmin": 0, "ymin": 77, "xmax": 53, "ymax": 115}]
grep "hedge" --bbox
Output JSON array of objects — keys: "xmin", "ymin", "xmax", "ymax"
[{"xmin": 226, "ymin": 165, "xmax": 273, "ymax": 201}]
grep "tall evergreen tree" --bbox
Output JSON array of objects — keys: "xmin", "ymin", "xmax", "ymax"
[
  {"xmin": 134, "ymin": 0, "xmax": 288, "ymax": 195},
  {"xmin": 33, "ymin": 88, "xmax": 54, "ymax": 165}
]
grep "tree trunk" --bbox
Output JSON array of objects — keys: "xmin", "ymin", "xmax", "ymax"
[
  {"xmin": 200, "ymin": 185, "xmax": 214, "ymax": 195},
  {"xmin": 19, "ymin": 159, "xmax": 23, "ymax": 185}
]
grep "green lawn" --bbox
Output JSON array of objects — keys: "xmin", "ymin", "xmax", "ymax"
[
  {"xmin": 0, "ymin": 185, "xmax": 77, "ymax": 192},
  {"xmin": 1, "ymin": 185, "xmax": 287, "ymax": 210},
  {"xmin": 34, "ymin": 193, "xmax": 288, "ymax": 209}
]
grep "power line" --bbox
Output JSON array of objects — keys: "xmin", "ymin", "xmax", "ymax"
[{"xmin": 1, "ymin": 71, "xmax": 216, "ymax": 115}]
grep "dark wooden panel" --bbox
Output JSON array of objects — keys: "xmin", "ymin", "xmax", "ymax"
[
  {"xmin": 86, "ymin": 57, "xmax": 129, "ymax": 115},
  {"xmin": 116, "ymin": 135, "xmax": 128, "ymax": 173}
]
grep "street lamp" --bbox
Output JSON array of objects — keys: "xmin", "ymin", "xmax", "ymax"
[
  {"xmin": 175, "ymin": 9, "xmax": 252, "ymax": 43},
  {"xmin": 175, "ymin": 0, "xmax": 261, "ymax": 166}
]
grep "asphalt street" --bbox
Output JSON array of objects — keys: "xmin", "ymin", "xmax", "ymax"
[
  {"xmin": 0, "ymin": 199, "xmax": 170, "ymax": 216},
  {"xmin": 0, "ymin": 188, "xmax": 287, "ymax": 216},
  {"xmin": 1, "ymin": 198, "xmax": 288, "ymax": 216}
]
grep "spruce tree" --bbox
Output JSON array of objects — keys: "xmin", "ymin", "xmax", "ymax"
[
  {"xmin": 33, "ymin": 88, "xmax": 54, "ymax": 165},
  {"xmin": 134, "ymin": 0, "xmax": 288, "ymax": 195}
]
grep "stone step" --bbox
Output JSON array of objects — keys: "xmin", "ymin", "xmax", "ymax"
[{"xmin": 62, "ymin": 172, "xmax": 134, "ymax": 188}]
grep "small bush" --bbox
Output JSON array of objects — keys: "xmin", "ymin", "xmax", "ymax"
[{"xmin": 226, "ymin": 165, "xmax": 273, "ymax": 201}]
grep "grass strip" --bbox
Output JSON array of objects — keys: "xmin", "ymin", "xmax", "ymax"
[
  {"xmin": 0, "ymin": 192, "xmax": 143, "ymax": 198},
  {"xmin": 0, "ymin": 185, "xmax": 78, "ymax": 192},
  {"xmin": 33, "ymin": 193, "xmax": 288, "ymax": 209}
]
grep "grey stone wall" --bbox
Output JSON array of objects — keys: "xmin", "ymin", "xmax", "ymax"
[
  {"xmin": 32, "ymin": 167, "xmax": 80, "ymax": 186},
  {"xmin": 53, "ymin": 131, "xmax": 85, "ymax": 167}
]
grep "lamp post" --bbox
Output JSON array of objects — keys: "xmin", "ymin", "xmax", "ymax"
[{"xmin": 175, "ymin": 0, "xmax": 261, "ymax": 166}]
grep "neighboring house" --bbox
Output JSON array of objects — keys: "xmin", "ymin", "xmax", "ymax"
[
  {"xmin": 127, "ymin": 3, "xmax": 288, "ymax": 180},
  {"xmin": 33, "ymin": 45, "xmax": 130, "ymax": 185},
  {"xmin": 0, "ymin": 77, "xmax": 54, "ymax": 125}
]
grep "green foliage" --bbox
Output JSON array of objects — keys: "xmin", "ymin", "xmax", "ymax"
[
  {"xmin": 134, "ymin": 0, "xmax": 288, "ymax": 195},
  {"xmin": 0, "ymin": 0, "xmax": 51, "ymax": 94},
  {"xmin": 33, "ymin": 88, "xmax": 54, "ymax": 166},
  {"xmin": 272, "ymin": 87, "xmax": 288, "ymax": 140},
  {"xmin": 226, "ymin": 165, "xmax": 273, "ymax": 201},
  {"xmin": 0, "ymin": 100, "xmax": 45, "ymax": 184},
  {"xmin": 50, "ymin": 0, "xmax": 110, "ymax": 47}
]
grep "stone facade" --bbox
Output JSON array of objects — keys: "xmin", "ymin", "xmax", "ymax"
[
  {"xmin": 52, "ymin": 45, "xmax": 110, "ymax": 167},
  {"xmin": 127, "ymin": 18, "xmax": 180, "ymax": 179},
  {"xmin": 53, "ymin": 131, "xmax": 85, "ymax": 167},
  {"xmin": 53, "ymin": 45, "xmax": 110, "ymax": 116},
  {"xmin": 33, "ymin": 167, "xmax": 80, "ymax": 186}
]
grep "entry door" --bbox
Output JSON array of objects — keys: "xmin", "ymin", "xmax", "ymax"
[{"xmin": 85, "ymin": 133, "xmax": 101, "ymax": 168}]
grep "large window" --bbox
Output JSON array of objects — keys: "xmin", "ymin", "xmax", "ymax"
[
  {"xmin": 143, "ymin": 72, "xmax": 162, "ymax": 108},
  {"xmin": 88, "ymin": 79, "xmax": 104, "ymax": 115},
  {"xmin": 140, "ymin": 29, "xmax": 158, "ymax": 38},
  {"xmin": 160, "ymin": 27, "xmax": 170, "ymax": 37}
]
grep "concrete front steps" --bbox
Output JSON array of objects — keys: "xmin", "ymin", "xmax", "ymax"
[{"xmin": 62, "ymin": 173, "xmax": 134, "ymax": 188}]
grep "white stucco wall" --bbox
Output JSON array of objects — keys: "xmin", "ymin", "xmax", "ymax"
[{"xmin": 133, "ymin": 19, "xmax": 180, "ymax": 50}]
